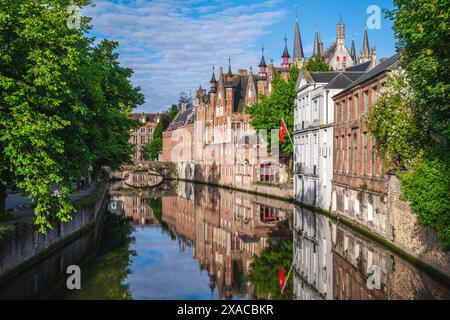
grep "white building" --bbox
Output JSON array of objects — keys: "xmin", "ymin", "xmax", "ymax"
[
  {"xmin": 293, "ymin": 207, "xmax": 333, "ymax": 300},
  {"xmin": 294, "ymin": 70, "xmax": 364, "ymax": 210}
]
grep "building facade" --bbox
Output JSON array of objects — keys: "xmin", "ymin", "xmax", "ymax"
[
  {"xmin": 294, "ymin": 70, "xmax": 364, "ymax": 210},
  {"xmin": 331, "ymin": 54, "xmax": 399, "ymax": 238},
  {"xmin": 160, "ymin": 103, "xmax": 196, "ymax": 180},
  {"xmin": 130, "ymin": 113, "xmax": 160, "ymax": 163}
]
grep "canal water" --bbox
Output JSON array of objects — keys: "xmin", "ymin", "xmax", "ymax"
[{"xmin": 0, "ymin": 181, "xmax": 449, "ymax": 300}]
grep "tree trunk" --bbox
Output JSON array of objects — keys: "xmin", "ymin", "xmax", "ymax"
[{"xmin": 0, "ymin": 184, "xmax": 6, "ymax": 214}]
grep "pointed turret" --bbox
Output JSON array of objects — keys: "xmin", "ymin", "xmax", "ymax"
[
  {"xmin": 281, "ymin": 35, "xmax": 291, "ymax": 69},
  {"xmin": 350, "ymin": 38, "xmax": 357, "ymax": 62},
  {"xmin": 359, "ymin": 29, "xmax": 373, "ymax": 64},
  {"xmin": 292, "ymin": 15, "xmax": 305, "ymax": 64},
  {"xmin": 313, "ymin": 31, "xmax": 320, "ymax": 58},
  {"xmin": 258, "ymin": 46, "xmax": 267, "ymax": 77},
  {"xmin": 259, "ymin": 46, "xmax": 267, "ymax": 68},
  {"xmin": 226, "ymin": 57, "xmax": 233, "ymax": 83},
  {"xmin": 210, "ymin": 65, "xmax": 217, "ymax": 92}
]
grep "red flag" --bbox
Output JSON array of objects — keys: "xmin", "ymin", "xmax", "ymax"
[
  {"xmin": 280, "ymin": 118, "xmax": 288, "ymax": 143},
  {"xmin": 279, "ymin": 267, "xmax": 286, "ymax": 289}
]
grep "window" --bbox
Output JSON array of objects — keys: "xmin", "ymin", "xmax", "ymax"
[
  {"xmin": 260, "ymin": 163, "xmax": 278, "ymax": 184},
  {"xmin": 372, "ymin": 86, "xmax": 378, "ymax": 103},
  {"xmin": 335, "ymin": 103, "xmax": 339, "ymax": 122},
  {"xmin": 260, "ymin": 206, "xmax": 279, "ymax": 223},
  {"xmin": 347, "ymin": 135, "xmax": 351, "ymax": 174},
  {"xmin": 341, "ymin": 101, "xmax": 345, "ymax": 122},
  {"xmin": 335, "ymin": 137, "xmax": 339, "ymax": 172},
  {"xmin": 371, "ymin": 139, "xmax": 376, "ymax": 176},
  {"xmin": 141, "ymin": 127, "xmax": 146, "ymax": 133},
  {"xmin": 341, "ymin": 138, "xmax": 344, "ymax": 172},
  {"xmin": 353, "ymin": 134, "xmax": 358, "ymax": 175},
  {"xmin": 337, "ymin": 56, "xmax": 340, "ymax": 62},
  {"xmin": 363, "ymin": 133, "xmax": 368, "ymax": 175},
  {"xmin": 343, "ymin": 56, "xmax": 347, "ymax": 62},
  {"xmin": 354, "ymin": 95, "xmax": 359, "ymax": 118},
  {"xmin": 363, "ymin": 91, "xmax": 369, "ymax": 113},
  {"xmin": 347, "ymin": 98, "xmax": 352, "ymax": 121}
]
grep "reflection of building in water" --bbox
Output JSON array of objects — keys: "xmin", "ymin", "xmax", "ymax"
[
  {"xmin": 161, "ymin": 182, "xmax": 292, "ymax": 299},
  {"xmin": 294, "ymin": 206, "xmax": 450, "ymax": 300},
  {"xmin": 293, "ymin": 207, "xmax": 333, "ymax": 300},
  {"xmin": 109, "ymin": 195, "xmax": 156, "ymax": 227}
]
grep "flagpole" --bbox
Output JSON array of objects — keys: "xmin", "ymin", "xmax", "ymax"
[
  {"xmin": 281, "ymin": 117, "xmax": 294, "ymax": 147},
  {"xmin": 281, "ymin": 248, "xmax": 299, "ymax": 295}
]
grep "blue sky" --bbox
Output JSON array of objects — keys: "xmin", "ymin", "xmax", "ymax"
[{"xmin": 83, "ymin": 0, "xmax": 396, "ymax": 113}]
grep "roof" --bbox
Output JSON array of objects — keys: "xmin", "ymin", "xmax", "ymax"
[
  {"xmin": 324, "ymin": 72, "xmax": 364, "ymax": 89},
  {"xmin": 297, "ymin": 70, "xmax": 365, "ymax": 91},
  {"xmin": 345, "ymin": 61, "xmax": 371, "ymax": 72},
  {"xmin": 167, "ymin": 107, "xmax": 195, "ymax": 131},
  {"xmin": 309, "ymin": 72, "xmax": 343, "ymax": 83},
  {"xmin": 131, "ymin": 113, "xmax": 160, "ymax": 123},
  {"xmin": 338, "ymin": 54, "xmax": 399, "ymax": 96}
]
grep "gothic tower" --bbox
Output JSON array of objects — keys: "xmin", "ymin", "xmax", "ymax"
[{"xmin": 292, "ymin": 15, "xmax": 306, "ymax": 66}]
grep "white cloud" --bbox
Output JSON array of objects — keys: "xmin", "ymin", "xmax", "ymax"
[{"xmin": 83, "ymin": 0, "xmax": 286, "ymax": 113}]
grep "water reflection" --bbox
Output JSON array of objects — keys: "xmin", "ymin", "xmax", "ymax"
[
  {"xmin": 107, "ymin": 181, "xmax": 293, "ymax": 300},
  {"xmin": 293, "ymin": 207, "xmax": 450, "ymax": 300},
  {"xmin": 1, "ymin": 181, "xmax": 449, "ymax": 300}
]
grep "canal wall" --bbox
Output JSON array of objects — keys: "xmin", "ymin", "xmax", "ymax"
[
  {"xmin": 0, "ymin": 182, "xmax": 109, "ymax": 283},
  {"xmin": 387, "ymin": 175, "xmax": 450, "ymax": 276}
]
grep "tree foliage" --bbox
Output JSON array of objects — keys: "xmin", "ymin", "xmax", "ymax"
[
  {"xmin": 0, "ymin": 0, "xmax": 143, "ymax": 232},
  {"xmin": 368, "ymin": 0, "xmax": 450, "ymax": 249},
  {"xmin": 245, "ymin": 66, "xmax": 299, "ymax": 153},
  {"xmin": 367, "ymin": 70, "xmax": 429, "ymax": 170},
  {"xmin": 247, "ymin": 240, "xmax": 293, "ymax": 300},
  {"xmin": 399, "ymin": 151, "xmax": 450, "ymax": 250},
  {"xmin": 387, "ymin": 0, "xmax": 450, "ymax": 140},
  {"xmin": 307, "ymin": 57, "xmax": 333, "ymax": 72},
  {"xmin": 146, "ymin": 104, "xmax": 179, "ymax": 161}
]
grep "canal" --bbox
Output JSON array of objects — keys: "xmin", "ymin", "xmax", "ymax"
[{"xmin": 0, "ymin": 181, "xmax": 449, "ymax": 300}]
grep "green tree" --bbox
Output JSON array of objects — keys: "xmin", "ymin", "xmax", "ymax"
[
  {"xmin": 245, "ymin": 65, "xmax": 299, "ymax": 153},
  {"xmin": 399, "ymin": 151, "xmax": 450, "ymax": 249},
  {"xmin": 387, "ymin": 0, "xmax": 450, "ymax": 140},
  {"xmin": 367, "ymin": 70, "xmax": 429, "ymax": 170},
  {"xmin": 0, "ymin": 1, "xmax": 143, "ymax": 232},
  {"xmin": 146, "ymin": 104, "xmax": 179, "ymax": 161},
  {"xmin": 367, "ymin": 0, "xmax": 450, "ymax": 249},
  {"xmin": 307, "ymin": 57, "xmax": 333, "ymax": 72},
  {"xmin": 247, "ymin": 240, "xmax": 293, "ymax": 300}
]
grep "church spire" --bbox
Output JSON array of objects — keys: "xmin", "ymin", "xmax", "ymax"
[
  {"xmin": 350, "ymin": 38, "xmax": 357, "ymax": 63},
  {"xmin": 292, "ymin": 14, "xmax": 304, "ymax": 63},
  {"xmin": 313, "ymin": 31, "xmax": 320, "ymax": 58},
  {"xmin": 336, "ymin": 14, "xmax": 346, "ymax": 46},
  {"xmin": 362, "ymin": 28, "xmax": 370, "ymax": 56}
]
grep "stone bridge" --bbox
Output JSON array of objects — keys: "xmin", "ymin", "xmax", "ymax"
[{"xmin": 110, "ymin": 161, "xmax": 178, "ymax": 182}]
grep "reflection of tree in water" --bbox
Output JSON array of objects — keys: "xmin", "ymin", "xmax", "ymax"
[
  {"xmin": 247, "ymin": 240, "xmax": 293, "ymax": 300},
  {"xmin": 148, "ymin": 197, "xmax": 176, "ymax": 240},
  {"xmin": 62, "ymin": 213, "xmax": 136, "ymax": 300}
]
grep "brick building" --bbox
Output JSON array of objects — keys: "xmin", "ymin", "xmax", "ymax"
[
  {"xmin": 331, "ymin": 54, "xmax": 399, "ymax": 238},
  {"xmin": 160, "ymin": 103, "xmax": 195, "ymax": 179},
  {"xmin": 130, "ymin": 113, "xmax": 160, "ymax": 163}
]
